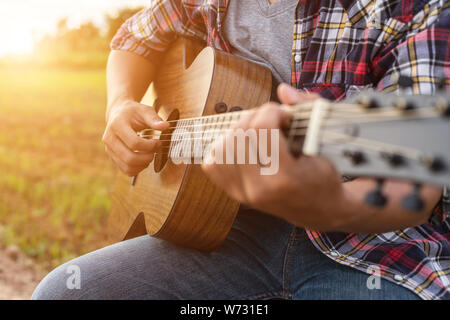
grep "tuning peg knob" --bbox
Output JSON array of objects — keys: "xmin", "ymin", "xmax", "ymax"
[
  {"xmin": 433, "ymin": 96, "xmax": 450, "ymax": 117},
  {"xmin": 393, "ymin": 97, "xmax": 415, "ymax": 111},
  {"xmin": 402, "ymin": 183, "xmax": 424, "ymax": 212},
  {"xmin": 437, "ymin": 77, "xmax": 446, "ymax": 91},
  {"xmin": 356, "ymin": 94, "xmax": 379, "ymax": 109},
  {"xmin": 365, "ymin": 179, "xmax": 388, "ymax": 208},
  {"xmin": 398, "ymin": 75, "xmax": 414, "ymax": 88},
  {"xmin": 420, "ymin": 156, "xmax": 446, "ymax": 172},
  {"xmin": 343, "ymin": 150, "xmax": 366, "ymax": 165},
  {"xmin": 380, "ymin": 152, "xmax": 405, "ymax": 167}
]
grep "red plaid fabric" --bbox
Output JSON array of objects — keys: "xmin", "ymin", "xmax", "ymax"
[{"xmin": 111, "ymin": 0, "xmax": 450, "ymax": 299}]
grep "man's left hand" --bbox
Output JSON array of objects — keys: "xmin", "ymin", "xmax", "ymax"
[{"xmin": 201, "ymin": 84, "xmax": 352, "ymax": 231}]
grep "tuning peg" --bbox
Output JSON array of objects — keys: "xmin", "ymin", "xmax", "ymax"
[
  {"xmin": 392, "ymin": 97, "xmax": 415, "ymax": 111},
  {"xmin": 402, "ymin": 183, "xmax": 424, "ymax": 212},
  {"xmin": 365, "ymin": 179, "xmax": 388, "ymax": 208},
  {"xmin": 433, "ymin": 96, "xmax": 450, "ymax": 117},
  {"xmin": 380, "ymin": 152, "xmax": 405, "ymax": 167},
  {"xmin": 356, "ymin": 94, "xmax": 379, "ymax": 109},
  {"xmin": 437, "ymin": 77, "xmax": 446, "ymax": 91},
  {"xmin": 398, "ymin": 75, "xmax": 414, "ymax": 88},
  {"xmin": 420, "ymin": 155, "xmax": 446, "ymax": 172},
  {"xmin": 343, "ymin": 150, "xmax": 366, "ymax": 165}
]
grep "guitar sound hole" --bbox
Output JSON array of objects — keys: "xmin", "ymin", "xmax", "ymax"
[{"xmin": 154, "ymin": 109, "xmax": 179, "ymax": 173}]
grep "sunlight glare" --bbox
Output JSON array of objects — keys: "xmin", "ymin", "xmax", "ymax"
[{"xmin": 0, "ymin": 31, "xmax": 34, "ymax": 57}]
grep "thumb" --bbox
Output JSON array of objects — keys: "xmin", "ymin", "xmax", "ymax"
[
  {"xmin": 277, "ymin": 83, "xmax": 320, "ymax": 105},
  {"xmin": 140, "ymin": 104, "xmax": 170, "ymax": 131}
]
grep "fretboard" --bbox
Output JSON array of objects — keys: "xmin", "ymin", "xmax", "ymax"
[
  {"xmin": 164, "ymin": 106, "xmax": 311, "ymax": 162},
  {"xmin": 169, "ymin": 110, "xmax": 247, "ymax": 162}
]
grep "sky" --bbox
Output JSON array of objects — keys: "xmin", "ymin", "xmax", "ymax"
[{"xmin": 0, "ymin": 0, "xmax": 149, "ymax": 56}]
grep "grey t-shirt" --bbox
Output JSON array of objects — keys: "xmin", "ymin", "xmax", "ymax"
[{"xmin": 223, "ymin": 0, "xmax": 297, "ymax": 100}]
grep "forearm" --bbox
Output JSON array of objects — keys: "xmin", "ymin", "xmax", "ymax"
[
  {"xmin": 103, "ymin": 50, "xmax": 168, "ymax": 177},
  {"xmin": 200, "ymin": 87, "xmax": 444, "ymax": 234},
  {"xmin": 106, "ymin": 50, "xmax": 156, "ymax": 120},
  {"xmin": 335, "ymin": 178, "xmax": 442, "ymax": 234}
]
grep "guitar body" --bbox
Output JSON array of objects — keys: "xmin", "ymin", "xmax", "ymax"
[{"xmin": 108, "ymin": 39, "xmax": 272, "ymax": 251}]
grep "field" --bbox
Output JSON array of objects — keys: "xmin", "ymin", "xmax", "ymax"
[{"xmin": 0, "ymin": 67, "xmax": 115, "ymax": 269}]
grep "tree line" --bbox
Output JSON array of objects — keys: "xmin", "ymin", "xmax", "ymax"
[{"xmin": 24, "ymin": 7, "xmax": 142, "ymax": 69}]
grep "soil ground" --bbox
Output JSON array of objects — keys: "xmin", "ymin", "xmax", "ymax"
[{"xmin": 0, "ymin": 246, "xmax": 46, "ymax": 300}]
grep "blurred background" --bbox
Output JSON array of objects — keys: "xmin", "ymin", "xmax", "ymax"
[{"xmin": 0, "ymin": 0, "xmax": 149, "ymax": 299}]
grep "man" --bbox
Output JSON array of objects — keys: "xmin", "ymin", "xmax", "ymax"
[{"xmin": 33, "ymin": 0, "xmax": 449, "ymax": 299}]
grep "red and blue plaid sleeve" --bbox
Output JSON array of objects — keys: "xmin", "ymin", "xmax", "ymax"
[
  {"xmin": 373, "ymin": 1, "xmax": 450, "ymax": 94},
  {"xmin": 110, "ymin": 0, "xmax": 229, "ymax": 63},
  {"xmin": 110, "ymin": 0, "xmax": 204, "ymax": 62},
  {"xmin": 372, "ymin": 1, "xmax": 450, "ymax": 223}
]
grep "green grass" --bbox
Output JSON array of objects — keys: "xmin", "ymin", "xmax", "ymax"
[{"xmin": 0, "ymin": 67, "xmax": 115, "ymax": 268}]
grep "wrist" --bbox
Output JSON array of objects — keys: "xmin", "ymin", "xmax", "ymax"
[
  {"xmin": 328, "ymin": 184, "xmax": 362, "ymax": 232},
  {"xmin": 106, "ymin": 96, "xmax": 136, "ymax": 122}
]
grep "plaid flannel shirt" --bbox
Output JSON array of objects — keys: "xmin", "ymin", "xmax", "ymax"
[{"xmin": 111, "ymin": 0, "xmax": 450, "ymax": 299}]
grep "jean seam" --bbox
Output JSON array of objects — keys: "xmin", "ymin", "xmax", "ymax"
[{"xmin": 281, "ymin": 226, "xmax": 297, "ymax": 299}]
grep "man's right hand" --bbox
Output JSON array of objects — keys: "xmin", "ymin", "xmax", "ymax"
[{"xmin": 102, "ymin": 99, "xmax": 169, "ymax": 176}]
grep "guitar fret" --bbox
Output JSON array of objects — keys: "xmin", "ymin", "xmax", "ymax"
[{"xmin": 166, "ymin": 109, "xmax": 248, "ymax": 162}]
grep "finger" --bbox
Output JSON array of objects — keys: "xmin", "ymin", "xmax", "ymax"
[
  {"xmin": 232, "ymin": 109, "xmax": 256, "ymax": 130},
  {"xmin": 249, "ymin": 104, "xmax": 297, "ymax": 169},
  {"xmin": 115, "ymin": 122, "xmax": 162, "ymax": 152},
  {"xmin": 228, "ymin": 106, "xmax": 279, "ymax": 191},
  {"xmin": 249, "ymin": 103, "xmax": 290, "ymax": 130},
  {"xmin": 277, "ymin": 83, "xmax": 320, "ymax": 105},
  {"xmin": 203, "ymin": 109, "xmax": 254, "ymax": 164},
  {"xmin": 105, "ymin": 145, "xmax": 150, "ymax": 176},
  {"xmin": 202, "ymin": 143, "xmax": 247, "ymax": 203},
  {"xmin": 107, "ymin": 133, "xmax": 156, "ymax": 167}
]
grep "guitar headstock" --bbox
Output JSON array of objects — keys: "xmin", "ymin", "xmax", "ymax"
[{"xmin": 292, "ymin": 83, "xmax": 449, "ymax": 211}]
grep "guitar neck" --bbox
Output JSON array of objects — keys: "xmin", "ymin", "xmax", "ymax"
[
  {"xmin": 139, "ymin": 91, "xmax": 450, "ymax": 188},
  {"xmin": 150, "ymin": 103, "xmax": 315, "ymax": 161}
]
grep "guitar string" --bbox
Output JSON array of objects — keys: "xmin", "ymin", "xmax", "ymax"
[
  {"xmin": 150, "ymin": 119, "xmax": 426, "ymax": 158},
  {"xmin": 153, "ymin": 130, "xmax": 427, "ymax": 162},
  {"xmin": 155, "ymin": 128, "xmax": 310, "ymax": 151},
  {"xmin": 138, "ymin": 105, "xmax": 439, "ymax": 139},
  {"xmin": 140, "ymin": 110, "xmax": 312, "ymax": 134},
  {"xmin": 153, "ymin": 105, "xmax": 441, "ymax": 158},
  {"xmin": 140, "ymin": 103, "xmax": 439, "ymax": 129},
  {"xmin": 152, "ymin": 103, "xmax": 316, "ymax": 125},
  {"xmin": 150, "ymin": 98, "xmax": 440, "ymax": 127},
  {"xmin": 129, "ymin": 105, "xmax": 441, "ymax": 157},
  {"xmin": 138, "ymin": 111, "xmax": 437, "ymax": 143},
  {"xmin": 319, "ymin": 130, "xmax": 424, "ymax": 160},
  {"xmin": 140, "ymin": 111, "xmax": 434, "ymax": 141}
]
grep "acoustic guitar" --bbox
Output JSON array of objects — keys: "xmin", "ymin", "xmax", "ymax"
[{"xmin": 108, "ymin": 38, "xmax": 450, "ymax": 251}]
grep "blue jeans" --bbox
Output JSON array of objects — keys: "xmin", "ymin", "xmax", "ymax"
[{"xmin": 32, "ymin": 207, "xmax": 419, "ymax": 300}]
